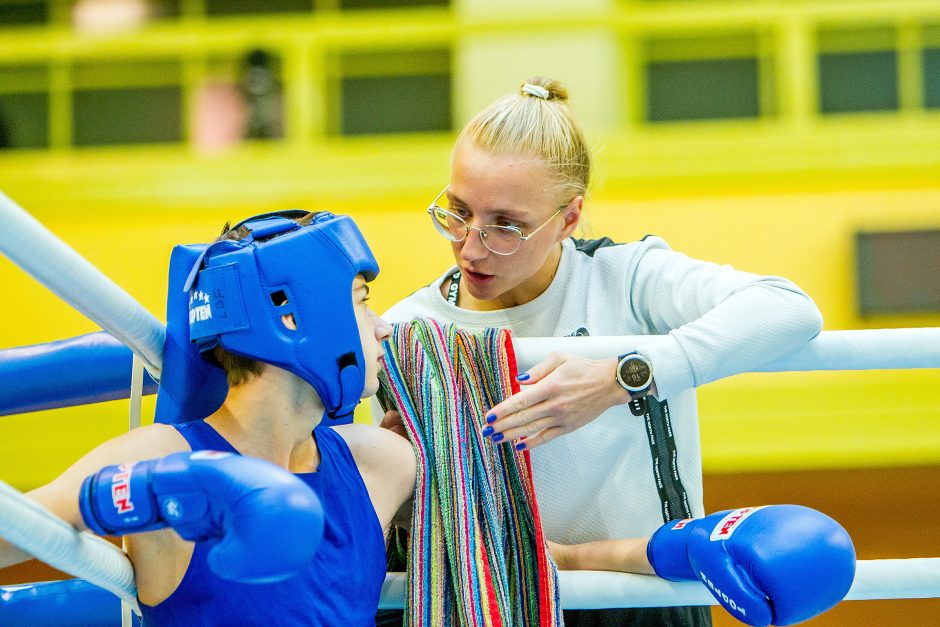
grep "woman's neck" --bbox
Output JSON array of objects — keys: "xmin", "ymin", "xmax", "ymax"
[{"xmin": 206, "ymin": 369, "xmax": 323, "ymax": 473}]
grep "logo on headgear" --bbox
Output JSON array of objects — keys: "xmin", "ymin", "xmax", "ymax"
[{"xmin": 189, "ymin": 290, "xmax": 212, "ymax": 325}]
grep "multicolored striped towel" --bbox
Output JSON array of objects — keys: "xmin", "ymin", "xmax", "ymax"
[{"xmin": 379, "ymin": 317, "xmax": 562, "ymax": 627}]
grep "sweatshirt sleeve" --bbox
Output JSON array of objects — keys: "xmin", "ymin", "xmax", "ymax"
[{"xmin": 626, "ymin": 245, "xmax": 823, "ymax": 401}]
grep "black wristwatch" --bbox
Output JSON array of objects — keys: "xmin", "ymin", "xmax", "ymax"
[{"xmin": 615, "ymin": 352, "xmax": 654, "ymax": 398}]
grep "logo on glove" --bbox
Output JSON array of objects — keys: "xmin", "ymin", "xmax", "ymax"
[
  {"xmin": 190, "ymin": 451, "xmax": 233, "ymax": 461},
  {"xmin": 709, "ymin": 506, "xmax": 764, "ymax": 541},
  {"xmin": 111, "ymin": 463, "xmax": 134, "ymax": 514}
]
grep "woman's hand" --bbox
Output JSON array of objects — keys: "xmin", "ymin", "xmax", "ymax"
[{"xmin": 483, "ymin": 352, "xmax": 630, "ymax": 449}]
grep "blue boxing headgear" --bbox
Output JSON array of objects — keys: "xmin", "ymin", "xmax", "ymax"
[{"xmin": 184, "ymin": 211, "xmax": 379, "ymax": 421}]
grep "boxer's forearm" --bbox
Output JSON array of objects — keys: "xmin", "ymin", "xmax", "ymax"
[{"xmin": 549, "ymin": 538, "xmax": 654, "ymax": 574}]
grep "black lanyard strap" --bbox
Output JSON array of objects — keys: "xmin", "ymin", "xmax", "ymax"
[
  {"xmin": 633, "ymin": 397, "xmax": 693, "ymax": 522},
  {"xmin": 446, "ymin": 270, "xmax": 461, "ymax": 306}
]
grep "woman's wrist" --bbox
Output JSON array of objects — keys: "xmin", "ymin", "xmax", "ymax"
[{"xmin": 604, "ymin": 356, "xmax": 633, "ymax": 407}]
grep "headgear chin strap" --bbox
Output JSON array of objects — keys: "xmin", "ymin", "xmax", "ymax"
[{"xmin": 185, "ymin": 211, "xmax": 379, "ymax": 422}]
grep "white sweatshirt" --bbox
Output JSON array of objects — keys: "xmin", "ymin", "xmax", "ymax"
[{"xmin": 381, "ymin": 236, "xmax": 823, "ymax": 543}]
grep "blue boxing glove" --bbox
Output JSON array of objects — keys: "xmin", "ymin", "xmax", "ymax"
[
  {"xmin": 79, "ymin": 451, "xmax": 324, "ymax": 584},
  {"xmin": 647, "ymin": 505, "xmax": 855, "ymax": 626}
]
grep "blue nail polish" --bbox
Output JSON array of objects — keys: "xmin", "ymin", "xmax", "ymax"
[
  {"xmin": 486, "ymin": 414, "xmax": 497, "ymax": 423},
  {"xmin": 516, "ymin": 372, "xmax": 530, "ymax": 382},
  {"xmin": 481, "ymin": 426, "xmax": 494, "ymax": 437},
  {"xmin": 492, "ymin": 433, "xmax": 504, "ymax": 443},
  {"xmin": 515, "ymin": 442, "xmax": 526, "ymax": 451}
]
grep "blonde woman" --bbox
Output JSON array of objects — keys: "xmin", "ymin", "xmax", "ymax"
[{"xmin": 381, "ymin": 77, "xmax": 824, "ymax": 627}]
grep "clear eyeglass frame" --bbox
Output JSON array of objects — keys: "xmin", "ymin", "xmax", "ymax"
[{"xmin": 426, "ymin": 186, "xmax": 565, "ymax": 256}]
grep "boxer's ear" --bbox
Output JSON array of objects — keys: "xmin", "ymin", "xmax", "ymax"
[{"xmin": 281, "ymin": 314, "xmax": 297, "ymax": 331}]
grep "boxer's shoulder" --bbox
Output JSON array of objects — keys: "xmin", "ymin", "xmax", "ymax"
[
  {"xmin": 90, "ymin": 423, "xmax": 191, "ymax": 466},
  {"xmin": 331, "ymin": 423, "xmax": 416, "ymax": 517},
  {"xmin": 40, "ymin": 425, "xmax": 187, "ymax": 495},
  {"xmin": 332, "ymin": 423, "xmax": 414, "ymax": 473}
]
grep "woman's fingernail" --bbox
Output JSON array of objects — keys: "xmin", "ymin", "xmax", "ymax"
[
  {"xmin": 515, "ymin": 442, "xmax": 526, "ymax": 451},
  {"xmin": 486, "ymin": 414, "xmax": 497, "ymax": 423},
  {"xmin": 481, "ymin": 426, "xmax": 494, "ymax": 437},
  {"xmin": 492, "ymin": 433, "xmax": 504, "ymax": 443},
  {"xmin": 516, "ymin": 372, "xmax": 530, "ymax": 382}
]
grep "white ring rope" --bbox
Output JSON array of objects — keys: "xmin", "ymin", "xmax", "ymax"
[
  {"xmin": 513, "ymin": 328, "xmax": 940, "ymax": 372},
  {"xmin": 0, "ymin": 191, "xmax": 164, "ymax": 380},
  {"xmin": 377, "ymin": 558, "xmax": 940, "ymax": 609},
  {"xmin": 0, "ymin": 480, "xmax": 139, "ymax": 613}
]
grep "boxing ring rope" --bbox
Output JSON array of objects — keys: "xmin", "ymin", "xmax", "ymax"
[
  {"xmin": 0, "ymin": 480, "xmax": 139, "ymax": 611},
  {"xmin": 1, "ymin": 189, "xmax": 939, "ymax": 615},
  {"xmin": 513, "ymin": 329, "xmax": 940, "ymax": 373},
  {"xmin": 380, "ymin": 558, "xmax": 940, "ymax": 609},
  {"xmin": 0, "ymin": 191, "xmax": 164, "ymax": 380}
]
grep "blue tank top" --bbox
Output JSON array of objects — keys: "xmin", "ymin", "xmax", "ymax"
[{"xmin": 139, "ymin": 420, "xmax": 386, "ymax": 627}]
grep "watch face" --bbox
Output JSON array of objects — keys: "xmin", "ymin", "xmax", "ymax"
[{"xmin": 620, "ymin": 358, "xmax": 652, "ymax": 390}]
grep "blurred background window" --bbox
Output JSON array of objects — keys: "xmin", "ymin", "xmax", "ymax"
[
  {"xmin": 339, "ymin": 0, "xmax": 447, "ymax": 9},
  {"xmin": 924, "ymin": 24, "xmax": 940, "ymax": 109},
  {"xmin": 0, "ymin": 93, "xmax": 48, "ymax": 149},
  {"xmin": 204, "ymin": 0, "xmax": 311, "ymax": 18},
  {"xmin": 818, "ymin": 27, "xmax": 899, "ymax": 114},
  {"xmin": 0, "ymin": 65, "xmax": 49, "ymax": 149},
  {"xmin": 643, "ymin": 33, "xmax": 765, "ymax": 122},
  {"xmin": 72, "ymin": 86, "xmax": 182, "ymax": 146},
  {"xmin": 818, "ymin": 51, "xmax": 899, "ymax": 114},
  {"xmin": 0, "ymin": 0, "xmax": 46, "ymax": 26},
  {"xmin": 926, "ymin": 48, "xmax": 940, "ymax": 108},
  {"xmin": 646, "ymin": 58, "xmax": 760, "ymax": 122},
  {"xmin": 336, "ymin": 48, "xmax": 451, "ymax": 135},
  {"xmin": 856, "ymin": 230, "xmax": 940, "ymax": 316},
  {"xmin": 71, "ymin": 60, "xmax": 182, "ymax": 146}
]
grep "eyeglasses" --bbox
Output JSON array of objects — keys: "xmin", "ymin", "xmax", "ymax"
[{"xmin": 426, "ymin": 186, "xmax": 565, "ymax": 256}]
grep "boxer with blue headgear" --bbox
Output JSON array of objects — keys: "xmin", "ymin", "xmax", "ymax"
[
  {"xmin": 185, "ymin": 210, "xmax": 379, "ymax": 421},
  {"xmin": 0, "ymin": 210, "xmax": 419, "ymax": 627}
]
